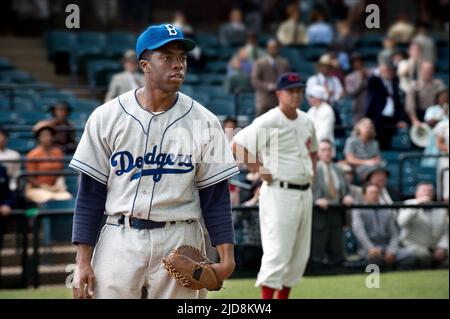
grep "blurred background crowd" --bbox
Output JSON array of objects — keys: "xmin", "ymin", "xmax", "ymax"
[{"xmin": 0, "ymin": 0, "xmax": 448, "ymax": 287}]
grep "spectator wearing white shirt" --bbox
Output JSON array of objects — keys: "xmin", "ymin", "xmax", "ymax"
[
  {"xmin": 0, "ymin": 127, "xmax": 21, "ymax": 191},
  {"xmin": 306, "ymin": 85, "xmax": 335, "ymax": 150},
  {"xmin": 307, "ymin": 54, "xmax": 344, "ymax": 106},
  {"xmin": 397, "ymin": 183, "xmax": 449, "ymax": 268}
]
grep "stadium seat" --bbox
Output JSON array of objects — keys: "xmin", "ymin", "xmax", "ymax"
[
  {"xmin": 303, "ymin": 47, "xmax": 327, "ymax": 61},
  {"xmin": 7, "ymin": 138, "xmax": 35, "ymax": 154},
  {"xmin": 13, "ymin": 98, "xmax": 35, "ymax": 112},
  {"xmin": 0, "ymin": 70, "xmax": 34, "ymax": 83},
  {"xmin": 209, "ymin": 96, "xmax": 235, "ymax": 116},
  {"xmin": 391, "ymin": 132, "xmax": 411, "ymax": 150},
  {"xmin": 74, "ymin": 99, "xmax": 100, "ymax": 113},
  {"xmin": 86, "ymin": 59, "xmax": 122, "ymax": 87},
  {"xmin": 217, "ymin": 47, "xmax": 237, "ymax": 61},
  {"xmin": 202, "ymin": 73, "xmax": 225, "ymax": 85},
  {"xmin": 358, "ymin": 33, "xmax": 383, "ymax": 47},
  {"xmin": 47, "ymin": 30, "xmax": 77, "ymax": 55},
  {"xmin": 78, "ymin": 31, "xmax": 106, "ymax": 47},
  {"xmin": 206, "ymin": 61, "xmax": 228, "ymax": 74},
  {"xmin": 357, "ymin": 46, "xmax": 379, "ymax": 61},
  {"xmin": 70, "ymin": 44, "xmax": 104, "ymax": 74},
  {"xmin": 15, "ymin": 111, "xmax": 48, "ymax": 125},
  {"xmin": 184, "ymin": 73, "xmax": 201, "ymax": 85},
  {"xmin": 0, "ymin": 111, "xmax": 16, "ymax": 125},
  {"xmin": 381, "ymin": 150, "xmax": 401, "ymax": 163},
  {"xmin": 106, "ymin": 32, "xmax": 135, "ymax": 47},
  {"xmin": 40, "ymin": 91, "xmax": 76, "ymax": 104},
  {"xmin": 195, "ymin": 32, "xmax": 219, "ymax": 48}
]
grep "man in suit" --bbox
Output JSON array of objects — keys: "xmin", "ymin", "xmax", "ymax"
[
  {"xmin": 311, "ymin": 139, "xmax": 354, "ymax": 268},
  {"xmin": 365, "ymin": 62, "xmax": 408, "ymax": 150},
  {"xmin": 104, "ymin": 50, "xmax": 145, "ymax": 102},
  {"xmin": 251, "ymin": 39, "xmax": 290, "ymax": 116},
  {"xmin": 352, "ymin": 183, "xmax": 399, "ymax": 268}
]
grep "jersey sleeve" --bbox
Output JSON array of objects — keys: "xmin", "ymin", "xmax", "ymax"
[
  {"xmin": 196, "ymin": 118, "xmax": 239, "ymax": 189},
  {"xmin": 69, "ymin": 109, "xmax": 111, "ymax": 185},
  {"xmin": 232, "ymin": 117, "xmax": 270, "ymax": 158}
]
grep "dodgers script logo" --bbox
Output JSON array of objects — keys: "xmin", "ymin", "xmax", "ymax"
[{"xmin": 110, "ymin": 145, "xmax": 194, "ymax": 182}]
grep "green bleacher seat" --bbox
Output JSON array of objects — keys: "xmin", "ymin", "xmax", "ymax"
[
  {"xmin": 195, "ymin": 32, "xmax": 219, "ymax": 48},
  {"xmin": 209, "ymin": 97, "xmax": 235, "ymax": 116},
  {"xmin": 357, "ymin": 46, "xmax": 379, "ymax": 61},
  {"xmin": 303, "ymin": 47, "xmax": 327, "ymax": 61},
  {"xmin": 78, "ymin": 31, "xmax": 106, "ymax": 47},
  {"xmin": 71, "ymin": 44, "xmax": 104, "ymax": 74},
  {"xmin": 206, "ymin": 61, "xmax": 228, "ymax": 73},
  {"xmin": 86, "ymin": 59, "xmax": 122, "ymax": 86},
  {"xmin": 184, "ymin": 73, "xmax": 201, "ymax": 85},
  {"xmin": 15, "ymin": 111, "xmax": 48, "ymax": 125},
  {"xmin": 13, "ymin": 98, "xmax": 35, "ymax": 112},
  {"xmin": 40, "ymin": 91, "xmax": 76, "ymax": 103},
  {"xmin": 203, "ymin": 73, "xmax": 225, "ymax": 85},
  {"xmin": 381, "ymin": 150, "xmax": 401, "ymax": 163},
  {"xmin": 47, "ymin": 30, "xmax": 77, "ymax": 54},
  {"xmin": 201, "ymin": 47, "xmax": 219, "ymax": 60},
  {"xmin": 0, "ymin": 70, "xmax": 34, "ymax": 83},
  {"xmin": 75, "ymin": 99, "xmax": 100, "ymax": 112},
  {"xmin": 358, "ymin": 33, "xmax": 383, "ymax": 47},
  {"xmin": 0, "ymin": 111, "xmax": 16, "ymax": 125},
  {"xmin": 391, "ymin": 132, "xmax": 411, "ymax": 150},
  {"xmin": 104, "ymin": 44, "xmax": 132, "ymax": 59},
  {"xmin": 106, "ymin": 32, "xmax": 135, "ymax": 47},
  {"xmin": 192, "ymin": 93, "xmax": 210, "ymax": 106},
  {"xmin": 7, "ymin": 138, "xmax": 35, "ymax": 154}
]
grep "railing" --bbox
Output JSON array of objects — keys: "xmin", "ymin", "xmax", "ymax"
[{"xmin": 2, "ymin": 202, "xmax": 448, "ymax": 288}]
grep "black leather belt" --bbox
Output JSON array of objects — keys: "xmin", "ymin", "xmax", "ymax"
[
  {"xmin": 276, "ymin": 181, "xmax": 310, "ymax": 191},
  {"xmin": 117, "ymin": 216, "xmax": 186, "ymax": 230}
]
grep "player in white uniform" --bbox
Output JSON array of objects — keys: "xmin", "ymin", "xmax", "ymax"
[
  {"xmin": 232, "ymin": 72, "xmax": 317, "ymax": 299},
  {"xmin": 71, "ymin": 24, "xmax": 239, "ymax": 299}
]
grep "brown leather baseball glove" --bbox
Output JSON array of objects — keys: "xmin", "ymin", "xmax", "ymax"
[{"xmin": 162, "ymin": 245, "xmax": 222, "ymax": 291}]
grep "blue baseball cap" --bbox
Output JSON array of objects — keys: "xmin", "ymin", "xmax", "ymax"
[
  {"xmin": 276, "ymin": 72, "xmax": 307, "ymax": 90},
  {"xmin": 136, "ymin": 24, "xmax": 196, "ymax": 59}
]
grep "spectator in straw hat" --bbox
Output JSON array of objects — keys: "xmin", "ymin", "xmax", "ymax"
[
  {"xmin": 307, "ymin": 54, "xmax": 344, "ymax": 106},
  {"xmin": 25, "ymin": 121, "xmax": 72, "ymax": 204},
  {"xmin": 105, "ymin": 49, "xmax": 144, "ymax": 102}
]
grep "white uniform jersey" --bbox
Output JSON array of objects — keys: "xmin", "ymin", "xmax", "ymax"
[
  {"xmin": 233, "ymin": 107, "xmax": 318, "ymax": 184},
  {"xmin": 70, "ymin": 89, "xmax": 239, "ymax": 222}
]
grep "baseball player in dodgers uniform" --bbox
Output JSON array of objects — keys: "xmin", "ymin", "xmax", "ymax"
[
  {"xmin": 70, "ymin": 24, "xmax": 239, "ymax": 299},
  {"xmin": 232, "ymin": 72, "xmax": 318, "ymax": 299}
]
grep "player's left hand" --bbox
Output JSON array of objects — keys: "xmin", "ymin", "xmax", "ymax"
[{"xmin": 211, "ymin": 261, "xmax": 235, "ymax": 283}]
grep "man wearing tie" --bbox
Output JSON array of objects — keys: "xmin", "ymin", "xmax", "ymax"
[
  {"xmin": 311, "ymin": 139, "xmax": 354, "ymax": 268},
  {"xmin": 251, "ymin": 39, "xmax": 290, "ymax": 116},
  {"xmin": 104, "ymin": 50, "xmax": 145, "ymax": 102}
]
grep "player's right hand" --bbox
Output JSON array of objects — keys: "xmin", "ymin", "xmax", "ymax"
[
  {"xmin": 73, "ymin": 263, "xmax": 95, "ymax": 299},
  {"xmin": 259, "ymin": 167, "xmax": 272, "ymax": 185}
]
